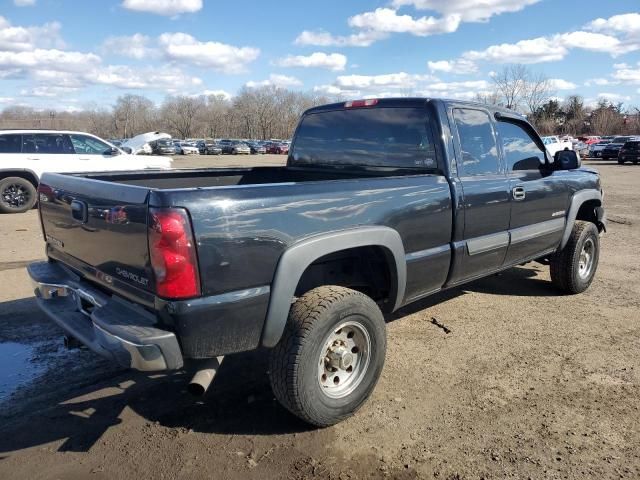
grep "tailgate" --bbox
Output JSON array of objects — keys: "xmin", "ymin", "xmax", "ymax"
[{"xmin": 38, "ymin": 172, "xmax": 155, "ymax": 304}]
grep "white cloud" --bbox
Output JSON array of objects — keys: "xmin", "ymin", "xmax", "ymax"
[
  {"xmin": 391, "ymin": 0, "xmax": 541, "ymax": 22},
  {"xmin": 121, "ymin": 0, "xmax": 202, "ymax": 16},
  {"xmin": 0, "ymin": 49, "xmax": 100, "ymax": 73},
  {"xmin": 611, "ymin": 63, "xmax": 640, "ymax": 84},
  {"xmin": 464, "ymin": 37, "xmax": 567, "ymax": 64},
  {"xmin": 584, "ymin": 78, "xmax": 616, "ymax": 87},
  {"xmin": 275, "ymin": 52, "xmax": 347, "ymax": 71},
  {"xmin": 87, "ymin": 65, "xmax": 203, "ymax": 91},
  {"xmin": 556, "ymin": 31, "xmax": 636, "ymax": 56},
  {"xmin": 348, "ymin": 8, "xmax": 461, "ymax": 37},
  {"xmin": 0, "ymin": 16, "xmax": 64, "ymax": 52},
  {"xmin": 102, "ymin": 33, "xmax": 154, "ymax": 59},
  {"xmin": 158, "ymin": 32, "xmax": 259, "ymax": 73},
  {"xmin": 427, "ymin": 59, "xmax": 477, "ymax": 74},
  {"xmin": 20, "ymin": 85, "xmax": 78, "ymax": 97},
  {"xmin": 246, "ymin": 74, "xmax": 302, "ymax": 89},
  {"xmin": 294, "ymin": 29, "xmax": 387, "ymax": 47},
  {"xmin": 549, "ymin": 78, "xmax": 577, "ymax": 90},
  {"xmin": 587, "ymin": 13, "xmax": 640, "ymax": 37},
  {"xmin": 596, "ymin": 92, "xmax": 631, "ymax": 103},
  {"xmin": 14, "ymin": 0, "xmax": 36, "ymax": 6},
  {"xmin": 314, "ymin": 72, "xmax": 440, "ymax": 97}
]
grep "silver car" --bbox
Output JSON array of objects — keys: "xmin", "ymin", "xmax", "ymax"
[{"xmin": 231, "ymin": 142, "xmax": 251, "ymax": 155}]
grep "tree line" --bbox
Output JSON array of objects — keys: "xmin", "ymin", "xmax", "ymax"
[
  {"xmin": 1, "ymin": 65, "xmax": 638, "ymax": 139},
  {"xmin": 0, "ymin": 86, "xmax": 333, "ymax": 140}
]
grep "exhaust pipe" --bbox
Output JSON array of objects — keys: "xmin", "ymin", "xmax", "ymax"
[{"xmin": 187, "ymin": 356, "xmax": 224, "ymax": 396}]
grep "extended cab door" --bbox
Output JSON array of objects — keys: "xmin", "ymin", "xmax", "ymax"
[
  {"xmin": 496, "ymin": 120, "xmax": 569, "ymax": 265},
  {"xmin": 446, "ymin": 107, "xmax": 511, "ymax": 285}
]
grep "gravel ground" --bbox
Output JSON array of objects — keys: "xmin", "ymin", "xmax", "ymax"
[{"xmin": 0, "ymin": 157, "xmax": 638, "ymax": 480}]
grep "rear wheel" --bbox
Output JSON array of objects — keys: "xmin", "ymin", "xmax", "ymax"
[
  {"xmin": 0, "ymin": 177, "xmax": 37, "ymax": 214},
  {"xmin": 550, "ymin": 221, "xmax": 600, "ymax": 294},
  {"xmin": 618, "ymin": 158, "xmax": 625, "ymax": 164},
  {"xmin": 269, "ymin": 286, "xmax": 386, "ymax": 427}
]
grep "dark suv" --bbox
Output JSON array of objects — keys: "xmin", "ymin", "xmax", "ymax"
[{"xmin": 618, "ymin": 140, "xmax": 640, "ymax": 164}]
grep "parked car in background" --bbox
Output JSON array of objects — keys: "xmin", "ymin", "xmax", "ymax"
[
  {"xmin": 588, "ymin": 139, "xmax": 613, "ymax": 158},
  {"xmin": 229, "ymin": 142, "xmax": 250, "ymax": 155},
  {"xmin": 265, "ymin": 142, "xmax": 289, "ymax": 154},
  {"xmin": 601, "ymin": 136, "xmax": 635, "ymax": 160},
  {"xmin": 617, "ymin": 140, "xmax": 640, "ymax": 164},
  {"xmin": 542, "ymin": 136, "xmax": 573, "ymax": 156},
  {"xmin": 577, "ymin": 136, "xmax": 601, "ymax": 145},
  {"xmin": 246, "ymin": 141, "xmax": 266, "ymax": 154},
  {"xmin": 0, "ymin": 129, "xmax": 171, "ymax": 213},
  {"xmin": 203, "ymin": 140, "xmax": 222, "ymax": 155},
  {"xmin": 149, "ymin": 138, "xmax": 177, "ymax": 156},
  {"xmin": 217, "ymin": 139, "xmax": 234, "ymax": 154},
  {"xmin": 121, "ymin": 132, "xmax": 172, "ymax": 155},
  {"xmin": 574, "ymin": 141, "xmax": 590, "ymax": 158},
  {"xmin": 174, "ymin": 141, "xmax": 199, "ymax": 155}
]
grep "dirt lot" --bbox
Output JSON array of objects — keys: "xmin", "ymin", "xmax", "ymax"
[{"xmin": 0, "ymin": 156, "xmax": 639, "ymax": 480}]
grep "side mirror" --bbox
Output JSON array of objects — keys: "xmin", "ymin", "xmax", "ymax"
[
  {"xmin": 104, "ymin": 147, "xmax": 120, "ymax": 156},
  {"xmin": 121, "ymin": 146, "xmax": 133, "ymax": 154},
  {"xmin": 554, "ymin": 150, "xmax": 580, "ymax": 170}
]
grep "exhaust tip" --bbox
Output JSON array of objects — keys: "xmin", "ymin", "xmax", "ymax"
[{"xmin": 187, "ymin": 382, "xmax": 206, "ymax": 397}]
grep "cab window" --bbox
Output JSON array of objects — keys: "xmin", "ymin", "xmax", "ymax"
[
  {"xmin": 453, "ymin": 108, "xmax": 500, "ymax": 175},
  {"xmin": 496, "ymin": 121, "xmax": 546, "ymax": 171}
]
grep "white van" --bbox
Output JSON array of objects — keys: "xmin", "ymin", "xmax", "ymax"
[{"xmin": 0, "ymin": 130, "xmax": 172, "ymax": 213}]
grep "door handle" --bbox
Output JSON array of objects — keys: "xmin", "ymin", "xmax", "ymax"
[
  {"xmin": 27, "ymin": 157, "xmax": 40, "ymax": 161},
  {"xmin": 79, "ymin": 157, "xmax": 91, "ymax": 160},
  {"xmin": 513, "ymin": 186, "xmax": 526, "ymax": 201}
]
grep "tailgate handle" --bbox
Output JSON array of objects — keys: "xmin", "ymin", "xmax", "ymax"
[{"xmin": 70, "ymin": 200, "xmax": 88, "ymax": 223}]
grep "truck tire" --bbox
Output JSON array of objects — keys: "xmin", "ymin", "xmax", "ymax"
[
  {"xmin": 269, "ymin": 286, "xmax": 386, "ymax": 427},
  {"xmin": 0, "ymin": 177, "xmax": 37, "ymax": 214},
  {"xmin": 550, "ymin": 220, "xmax": 599, "ymax": 294}
]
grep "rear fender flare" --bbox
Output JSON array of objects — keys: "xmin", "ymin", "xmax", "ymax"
[
  {"xmin": 260, "ymin": 226, "xmax": 406, "ymax": 348},
  {"xmin": 559, "ymin": 189, "xmax": 603, "ymax": 250}
]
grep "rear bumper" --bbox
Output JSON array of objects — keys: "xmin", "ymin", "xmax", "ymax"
[{"xmin": 28, "ymin": 261, "xmax": 183, "ymax": 371}]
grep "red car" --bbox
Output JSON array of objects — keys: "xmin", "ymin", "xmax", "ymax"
[
  {"xmin": 266, "ymin": 142, "xmax": 289, "ymax": 154},
  {"xmin": 578, "ymin": 136, "xmax": 601, "ymax": 145}
]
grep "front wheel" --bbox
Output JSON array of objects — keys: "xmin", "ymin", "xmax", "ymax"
[
  {"xmin": 550, "ymin": 221, "xmax": 600, "ymax": 294},
  {"xmin": 0, "ymin": 177, "xmax": 37, "ymax": 214},
  {"xmin": 618, "ymin": 159, "xmax": 625, "ymax": 164},
  {"xmin": 269, "ymin": 286, "xmax": 386, "ymax": 427}
]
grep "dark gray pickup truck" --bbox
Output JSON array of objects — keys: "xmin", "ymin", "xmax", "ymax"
[{"xmin": 28, "ymin": 98, "xmax": 606, "ymax": 426}]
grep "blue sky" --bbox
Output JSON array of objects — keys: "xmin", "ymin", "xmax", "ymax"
[{"xmin": 1, "ymin": 0, "xmax": 639, "ymax": 111}]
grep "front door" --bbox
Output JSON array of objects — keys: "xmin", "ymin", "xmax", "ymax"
[
  {"xmin": 447, "ymin": 107, "xmax": 512, "ymax": 285},
  {"xmin": 496, "ymin": 120, "xmax": 570, "ymax": 265}
]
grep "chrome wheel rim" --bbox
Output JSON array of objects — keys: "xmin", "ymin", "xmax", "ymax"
[
  {"xmin": 578, "ymin": 238, "xmax": 595, "ymax": 279},
  {"xmin": 2, "ymin": 183, "xmax": 30, "ymax": 208},
  {"xmin": 317, "ymin": 320, "xmax": 371, "ymax": 399}
]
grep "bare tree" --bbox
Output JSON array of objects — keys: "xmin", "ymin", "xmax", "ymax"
[
  {"xmin": 161, "ymin": 95, "xmax": 204, "ymax": 139},
  {"xmin": 492, "ymin": 64, "xmax": 529, "ymax": 110},
  {"xmin": 523, "ymin": 72, "xmax": 554, "ymax": 116}
]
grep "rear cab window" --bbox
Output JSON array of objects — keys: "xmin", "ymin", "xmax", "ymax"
[{"xmin": 290, "ymin": 106, "xmax": 438, "ymax": 171}]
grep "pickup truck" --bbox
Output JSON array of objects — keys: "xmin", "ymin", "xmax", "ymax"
[{"xmin": 28, "ymin": 98, "xmax": 606, "ymax": 427}]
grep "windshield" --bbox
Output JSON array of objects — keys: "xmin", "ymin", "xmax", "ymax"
[
  {"xmin": 290, "ymin": 107, "xmax": 437, "ymax": 169},
  {"xmin": 612, "ymin": 136, "xmax": 631, "ymax": 143},
  {"xmin": 157, "ymin": 139, "xmax": 173, "ymax": 146}
]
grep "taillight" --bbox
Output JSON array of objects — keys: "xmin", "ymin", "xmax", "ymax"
[
  {"xmin": 148, "ymin": 207, "xmax": 200, "ymax": 299},
  {"xmin": 345, "ymin": 98, "xmax": 378, "ymax": 108}
]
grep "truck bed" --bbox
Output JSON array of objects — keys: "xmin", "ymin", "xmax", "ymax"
[{"xmin": 74, "ymin": 166, "xmax": 389, "ymax": 189}]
